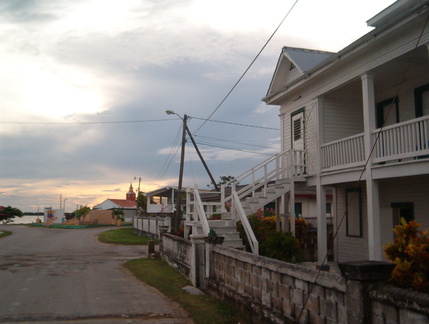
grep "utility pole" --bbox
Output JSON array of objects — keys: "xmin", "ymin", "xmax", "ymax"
[
  {"xmin": 175, "ymin": 114, "xmax": 187, "ymax": 233},
  {"xmin": 166, "ymin": 110, "xmax": 219, "ymax": 233}
]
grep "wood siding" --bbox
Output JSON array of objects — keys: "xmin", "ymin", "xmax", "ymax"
[
  {"xmin": 378, "ymin": 175, "xmax": 429, "ymax": 245},
  {"xmin": 335, "ymin": 184, "xmax": 369, "ymax": 262},
  {"xmin": 323, "ymin": 86, "xmax": 364, "ymax": 144}
]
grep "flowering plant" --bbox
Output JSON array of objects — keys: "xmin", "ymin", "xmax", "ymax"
[{"xmin": 384, "ymin": 218, "xmax": 429, "ymax": 293}]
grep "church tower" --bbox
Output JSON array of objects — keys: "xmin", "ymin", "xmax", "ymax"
[{"xmin": 126, "ymin": 183, "xmax": 136, "ymax": 201}]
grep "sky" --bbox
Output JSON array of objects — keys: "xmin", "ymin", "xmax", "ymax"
[{"xmin": 0, "ymin": 0, "xmax": 396, "ymax": 212}]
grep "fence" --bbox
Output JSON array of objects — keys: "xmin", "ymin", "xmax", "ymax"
[{"xmin": 133, "ymin": 216, "xmax": 171, "ymax": 238}]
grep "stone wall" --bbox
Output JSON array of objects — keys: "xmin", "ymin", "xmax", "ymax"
[
  {"xmin": 160, "ymin": 233, "xmax": 192, "ymax": 281},
  {"xmin": 159, "ymin": 235, "xmax": 429, "ymax": 324},
  {"xmin": 208, "ymin": 245, "xmax": 346, "ymax": 324},
  {"xmin": 369, "ymin": 283, "xmax": 429, "ymax": 324}
]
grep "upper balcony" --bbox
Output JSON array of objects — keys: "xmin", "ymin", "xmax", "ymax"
[{"xmin": 321, "ymin": 115, "xmax": 429, "ymax": 174}]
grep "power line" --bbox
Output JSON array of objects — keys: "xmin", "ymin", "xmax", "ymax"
[
  {"xmin": 195, "ymin": 140, "xmax": 276, "ymax": 156},
  {"xmin": 1, "ymin": 117, "xmax": 278, "ymax": 131},
  {"xmin": 0, "ymin": 119, "xmax": 172, "ymax": 125},
  {"xmin": 193, "ymin": 0, "xmax": 299, "ymax": 134},
  {"xmin": 195, "ymin": 134, "xmax": 279, "ymax": 150},
  {"xmin": 190, "ymin": 116, "xmax": 279, "ymax": 130}
]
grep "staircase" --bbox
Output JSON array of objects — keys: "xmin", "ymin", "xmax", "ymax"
[
  {"xmin": 185, "ymin": 149, "xmax": 306, "ymax": 254},
  {"xmin": 241, "ymin": 179, "xmax": 291, "ymax": 215}
]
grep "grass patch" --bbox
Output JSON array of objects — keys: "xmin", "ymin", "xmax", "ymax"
[
  {"xmin": 98, "ymin": 228, "xmax": 157, "ymax": 245},
  {"xmin": 125, "ymin": 258, "xmax": 244, "ymax": 324},
  {"xmin": 0, "ymin": 230, "xmax": 12, "ymax": 238}
]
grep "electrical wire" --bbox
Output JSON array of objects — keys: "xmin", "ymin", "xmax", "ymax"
[
  {"xmin": 154, "ymin": 123, "xmax": 183, "ymax": 184},
  {"xmin": 195, "ymin": 134, "xmax": 279, "ymax": 150},
  {"xmin": 195, "ymin": 140, "xmax": 276, "ymax": 156},
  {"xmin": 193, "ymin": 0, "xmax": 299, "ymax": 135},
  {"xmin": 189, "ymin": 116, "xmax": 279, "ymax": 130},
  {"xmin": 0, "ymin": 119, "xmax": 172, "ymax": 125}
]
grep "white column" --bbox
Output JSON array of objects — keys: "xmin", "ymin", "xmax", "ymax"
[
  {"xmin": 315, "ymin": 97, "xmax": 327, "ymax": 263},
  {"xmin": 317, "ymin": 183, "xmax": 327, "ymax": 264},
  {"xmin": 361, "ymin": 73, "xmax": 382, "ymax": 260}
]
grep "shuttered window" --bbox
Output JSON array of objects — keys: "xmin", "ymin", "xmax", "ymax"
[{"xmin": 293, "ymin": 118, "xmax": 301, "ymax": 141}]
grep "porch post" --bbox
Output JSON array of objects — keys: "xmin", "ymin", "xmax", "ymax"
[
  {"xmin": 317, "ymin": 183, "xmax": 327, "ymax": 264},
  {"xmin": 315, "ymin": 97, "xmax": 328, "ymax": 264},
  {"xmin": 361, "ymin": 73, "xmax": 382, "ymax": 260}
]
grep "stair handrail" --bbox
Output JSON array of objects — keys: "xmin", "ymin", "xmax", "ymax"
[
  {"xmin": 192, "ymin": 185, "xmax": 210, "ymax": 236},
  {"xmin": 232, "ymin": 189, "xmax": 259, "ymax": 255},
  {"xmin": 221, "ymin": 149, "xmax": 296, "ymax": 207}
]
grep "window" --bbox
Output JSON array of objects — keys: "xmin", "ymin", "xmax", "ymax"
[
  {"xmin": 293, "ymin": 118, "xmax": 302, "ymax": 141},
  {"xmin": 391, "ymin": 202, "xmax": 414, "ymax": 225},
  {"xmin": 415, "ymin": 84, "xmax": 429, "ymax": 117},
  {"xmin": 294, "ymin": 202, "xmax": 302, "ymax": 218},
  {"xmin": 326, "ymin": 203, "xmax": 332, "ymax": 215},
  {"xmin": 290, "ymin": 62, "xmax": 295, "ymax": 70},
  {"xmin": 346, "ymin": 188, "xmax": 362, "ymax": 237},
  {"xmin": 376, "ymin": 97, "xmax": 399, "ymax": 128}
]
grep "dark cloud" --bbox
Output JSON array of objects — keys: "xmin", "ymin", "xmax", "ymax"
[{"xmin": 0, "ymin": 0, "xmax": 63, "ymax": 23}]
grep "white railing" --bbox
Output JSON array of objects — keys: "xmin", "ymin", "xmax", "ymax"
[
  {"xmin": 185, "ymin": 149, "xmax": 305, "ymax": 255},
  {"xmin": 221, "ymin": 149, "xmax": 305, "ymax": 211},
  {"xmin": 373, "ymin": 115, "xmax": 429, "ymax": 163},
  {"xmin": 232, "ymin": 191, "xmax": 259, "ymax": 254},
  {"xmin": 185, "ymin": 186, "xmax": 213, "ymax": 236},
  {"xmin": 321, "ymin": 133, "xmax": 365, "ymax": 170}
]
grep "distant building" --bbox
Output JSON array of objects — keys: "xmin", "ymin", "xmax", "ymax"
[{"xmin": 93, "ymin": 184, "xmax": 137, "ymax": 221}]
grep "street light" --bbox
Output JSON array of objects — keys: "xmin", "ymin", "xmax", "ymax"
[{"xmin": 166, "ymin": 110, "xmax": 187, "ymax": 234}]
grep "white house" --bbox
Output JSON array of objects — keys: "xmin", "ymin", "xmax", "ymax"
[
  {"xmin": 93, "ymin": 184, "xmax": 137, "ymax": 221},
  {"xmin": 263, "ymin": 0, "xmax": 429, "ymax": 262}
]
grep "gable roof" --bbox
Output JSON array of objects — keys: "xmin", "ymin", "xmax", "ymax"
[
  {"xmin": 109, "ymin": 199, "xmax": 136, "ymax": 208},
  {"xmin": 93, "ymin": 198, "xmax": 136, "ymax": 210},
  {"xmin": 264, "ymin": 47, "xmax": 334, "ymax": 100},
  {"xmin": 284, "ymin": 47, "xmax": 333, "ymax": 74},
  {"xmin": 263, "ymin": 0, "xmax": 429, "ymax": 105}
]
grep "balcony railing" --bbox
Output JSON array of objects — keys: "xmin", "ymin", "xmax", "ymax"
[
  {"xmin": 321, "ymin": 115, "xmax": 429, "ymax": 171},
  {"xmin": 373, "ymin": 115, "xmax": 429, "ymax": 163},
  {"xmin": 321, "ymin": 133, "xmax": 365, "ymax": 170}
]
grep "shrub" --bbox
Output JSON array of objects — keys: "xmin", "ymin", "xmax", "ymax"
[
  {"xmin": 384, "ymin": 218, "xmax": 429, "ymax": 293},
  {"xmin": 260, "ymin": 231, "xmax": 302, "ymax": 263},
  {"xmin": 237, "ymin": 209, "xmax": 302, "ymax": 263}
]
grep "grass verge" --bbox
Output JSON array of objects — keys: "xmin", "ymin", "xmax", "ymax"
[
  {"xmin": 98, "ymin": 227, "xmax": 157, "ymax": 245},
  {"xmin": 124, "ymin": 258, "xmax": 244, "ymax": 324},
  {"xmin": 0, "ymin": 230, "xmax": 12, "ymax": 238}
]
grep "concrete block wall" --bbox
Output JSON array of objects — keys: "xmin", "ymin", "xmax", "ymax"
[
  {"xmin": 161, "ymin": 233, "xmax": 192, "ymax": 281},
  {"xmin": 369, "ymin": 283, "xmax": 429, "ymax": 324},
  {"xmin": 208, "ymin": 245, "xmax": 346, "ymax": 324},
  {"xmin": 159, "ymin": 234, "xmax": 429, "ymax": 324}
]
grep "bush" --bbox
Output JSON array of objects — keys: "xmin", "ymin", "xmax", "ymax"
[
  {"xmin": 384, "ymin": 218, "xmax": 429, "ymax": 293},
  {"xmin": 237, "ymin": 208, "xmax": 302, "ymax": 263},
  {"xmin": 260, "ymin": 231, "xmax": 302, "ymax": 263}
]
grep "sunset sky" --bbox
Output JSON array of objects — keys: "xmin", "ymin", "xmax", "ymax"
[{"xmin": 0, "ymin": 0, "xmax": 395, "ymax": 212}]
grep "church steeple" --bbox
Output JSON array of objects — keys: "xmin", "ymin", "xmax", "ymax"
[{"xmin": 126, "ymin": 183, "xmax": 136, "ymax": 201}]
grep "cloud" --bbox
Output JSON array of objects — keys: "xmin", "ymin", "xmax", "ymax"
[{"xmin": 0, "ymin": 0, "xmax": 397, "ymax": 211}]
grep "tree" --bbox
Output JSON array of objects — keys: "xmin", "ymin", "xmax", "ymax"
[
  {"xmin": 0, "ymin": 206, "xmax": 23, "ymax": 224},
  {"xmin": 111, "ymin": 208, "xmax": 124, "ymax": 225},
  {"xmin": 218, "ymin": 175, "xmax": 239, "ymax": 188},
  {"xmin": 136, "ymin": 191, "xmax": 147, "ymax": 213},
  {"xmin": 76, "ymin": 205, "xmax": 91, "ymax": 224}
]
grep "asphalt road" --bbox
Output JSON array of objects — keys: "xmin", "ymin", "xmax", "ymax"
[{"xmin": 0, "ymin": 225, "xmax": 192, "ymax": 323}]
